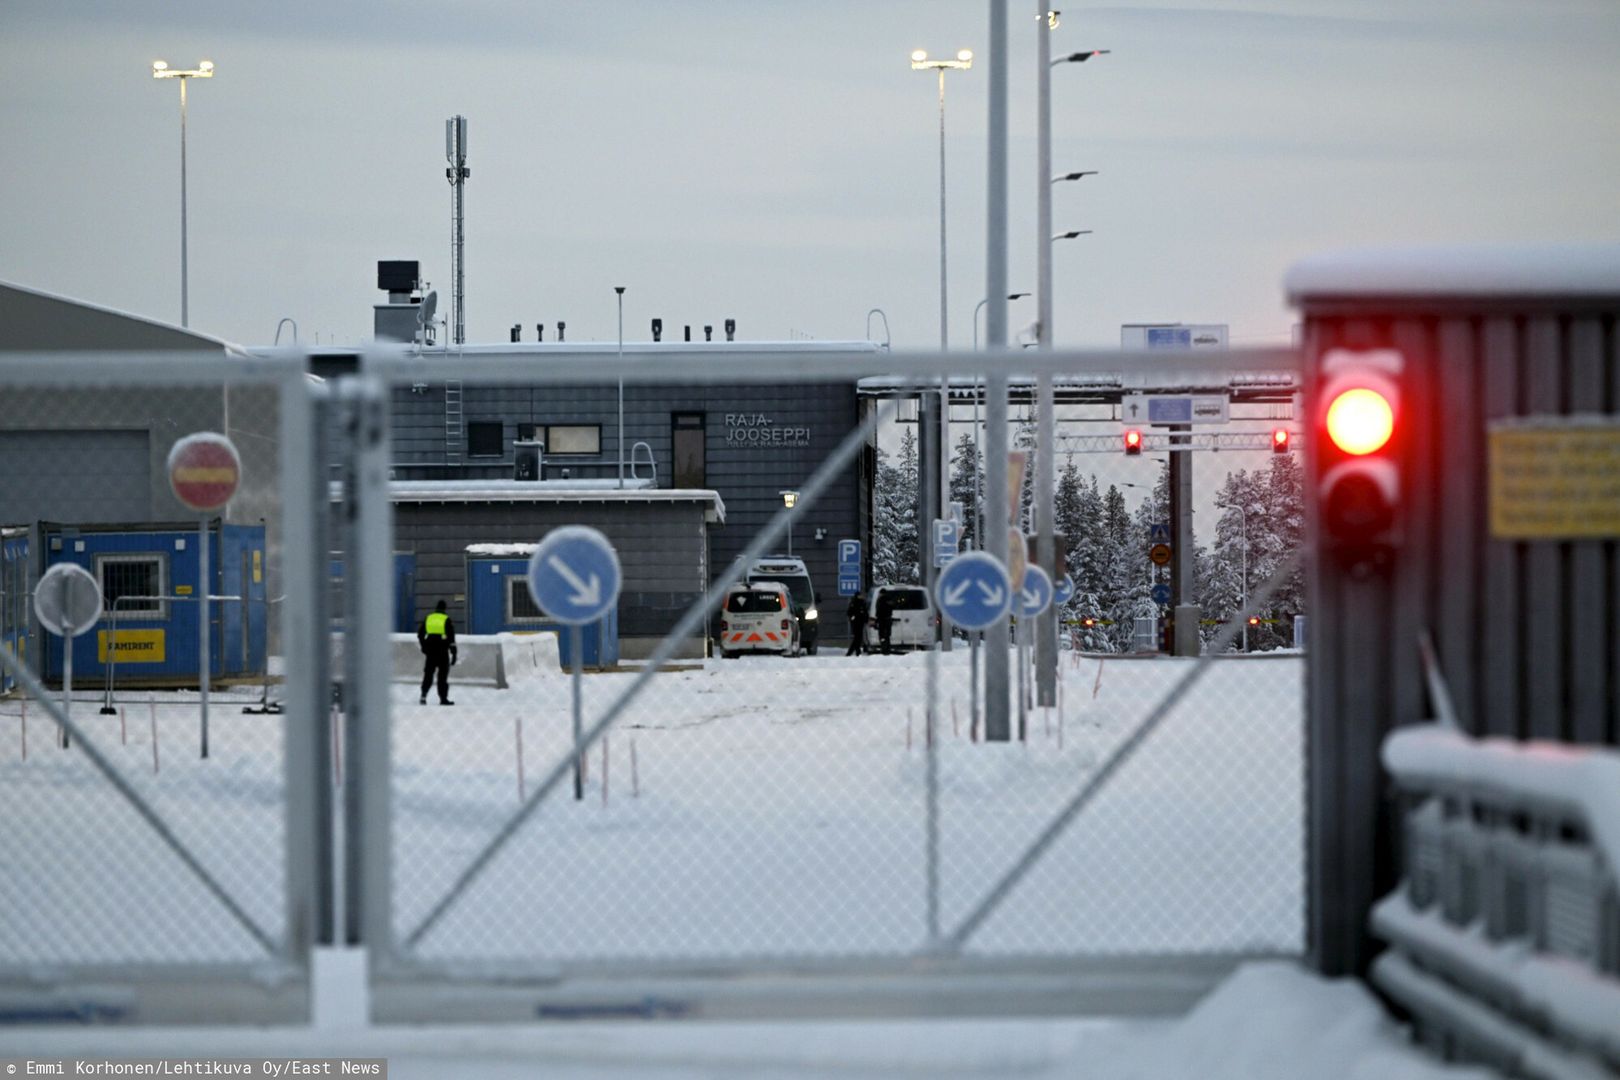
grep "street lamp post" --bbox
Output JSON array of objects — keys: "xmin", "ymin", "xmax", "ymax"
[
  {"xmin": 912, "ymin": 47, "xmax": 973, "ymax": 651},
  {"xmin": 1034, "ymin": 7, "xmax": 1108, "ymax": 707},
  {"xmin": 152, "ymin": 59, "xmax": 214, "ymax": 329}
]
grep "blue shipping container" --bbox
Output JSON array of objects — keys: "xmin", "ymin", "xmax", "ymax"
[
  {"xmin": 0, "ymin": 529, "xmax": 28, "ymax": 694},
  {"xmin": 465, "ymin": 556, "xmax": 619, "ymax": 669},
  {"xmin": 42, "ymin": 522, "xmax": 267, "ymax": 687}
]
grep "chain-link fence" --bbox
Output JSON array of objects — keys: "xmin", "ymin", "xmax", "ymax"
[
  {"xmin": 0, "ymin": 345, "xmax": 1302, "ymax": 1020},
  {"xmin": 353, "ymin": 345, "xmax": 1306, "ymax": 998},
  {"xmin": 0, "ymin": 351, "xmax": 321, "ymax": 1022}
]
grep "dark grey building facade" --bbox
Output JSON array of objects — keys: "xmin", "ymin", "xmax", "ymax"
[{"xmin": 384, "ymin": 343, "xmax": 883, "ymax": 655}]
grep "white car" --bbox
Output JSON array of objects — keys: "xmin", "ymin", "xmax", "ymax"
[
  {"xmin": 717, "ymin": 582, "xmax": 800, "ymax": 658},
  {"xmin": 865, "ymin": 584, "xmax": 937, "ymax": 653}
]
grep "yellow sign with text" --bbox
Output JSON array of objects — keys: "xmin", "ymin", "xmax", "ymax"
[
  {"xmin": 1489, "ymin": 423, "xmax": 1620, "ymax": 539},
  {"xmin": 97, "ymin": 629, "xmax": 166, "ymax": 664}
]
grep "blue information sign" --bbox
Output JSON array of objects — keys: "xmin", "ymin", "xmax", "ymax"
[
  {"xmin": 526, "ymin": 526, "xmax": 622, "ymax": 626},
  {"xmin": 1016, "ymin": 565, "xmax": 1054, "ymax": 619},
  {"xmin": 934, "ymin": 551, "xmax": 1012, "ymax": 632},
  {"xmin": 1053, "ymin": 572, "xmax": 1076, "ymax": 608},
  {"xmin": 837, "ymin": 538, "xmax": 862, "ymax": 597},
  {"xmin": 1150, "ymin": 582, "xmax": 1172, "ymax": 606},
  {"xmin": 1148, "ymin": 522, "xmax": 1171, "ymax": 544}
]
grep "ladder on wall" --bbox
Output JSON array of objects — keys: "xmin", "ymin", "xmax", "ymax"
[{"xmin": 444, "ymin": 381, "xmax": 463, "ymax": 465}]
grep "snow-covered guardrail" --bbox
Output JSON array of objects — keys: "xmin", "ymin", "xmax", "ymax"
[{"xmin": 1370, "ymin": 724, "xmax": 1620, "ymax": 1078}]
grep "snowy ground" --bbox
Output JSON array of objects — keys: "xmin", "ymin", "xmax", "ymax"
[
  {"xmin": 0, "ymin": 645, "xmax": 1303, "ymax": 967},
  {"xmin": 0, "ymin": 647, "xmax": 1492, "ymax": 1075},
  {"xmin": 1, "ymin": 963, "xmax": 1496, "ymax": 1079}
]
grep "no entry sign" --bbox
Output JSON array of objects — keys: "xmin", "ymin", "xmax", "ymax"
[{"xmin": 167, "ymin": 432, "xmax": 241, "ymax": 512}]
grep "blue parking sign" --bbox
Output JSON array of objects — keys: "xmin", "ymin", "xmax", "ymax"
[{"xmin": 837, "ymin": 538, "xmax": 862, "ymax": 596}]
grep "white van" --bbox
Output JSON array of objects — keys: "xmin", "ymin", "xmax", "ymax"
[
  {"xmin": 717, "ymin": 582, "xmax": 800, "ymax": 658},
  {"xmin": 865, "ymin": 584, "xmax": 937, "ymax": 652},
  {"xmin": 746, "ymin": 555, "xmax": 820, "ymax": 654}
]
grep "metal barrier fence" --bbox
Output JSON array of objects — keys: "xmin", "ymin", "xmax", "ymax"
[
  {"xmin": 0, "ymin": 351, "xmax": 323, "ymax": 1025},
  {"xmin": 336, "ymin": 343, "xmax": 1309, "ymax": 1019},
  {"xmin": 1372, "ymin": 724, "xmax": 1620, "ymax": 1075}
]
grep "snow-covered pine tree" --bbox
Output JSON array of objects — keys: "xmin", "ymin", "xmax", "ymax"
[{"xmin": 872, "ymin": 428, "xmax": 920, "ymax": 586}]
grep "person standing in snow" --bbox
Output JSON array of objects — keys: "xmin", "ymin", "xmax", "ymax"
[{"xmin": 417, "ymin": 599, "xmax": 458, "ymax": 705}]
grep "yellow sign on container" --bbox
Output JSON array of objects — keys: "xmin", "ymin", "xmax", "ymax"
[
  {"xmin": 98, "ymin": 629, "xmax": 166, "ymax": 664},
  {"xmin": 1489, "ymin": 422, "xmax": 1620, "ymax": 539}
]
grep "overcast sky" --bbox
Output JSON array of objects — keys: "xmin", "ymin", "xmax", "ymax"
[{"xmin": 2, "ymin": 1, "xmax": 1616, "ymax": 350}]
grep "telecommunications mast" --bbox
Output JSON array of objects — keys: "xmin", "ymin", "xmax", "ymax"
[{"xmin": 445, "ymin": 115, "xmax": 469, "ymax": 345}]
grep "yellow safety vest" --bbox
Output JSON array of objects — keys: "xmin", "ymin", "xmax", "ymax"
[{"xmin": 425, "ymin": 612, "xmax": 449, "ymax": 637}]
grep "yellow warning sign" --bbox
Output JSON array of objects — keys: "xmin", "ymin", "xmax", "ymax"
[
  {"xmin": 1489, "ymin": 423, "xmax": 1620, "ymax": 539},
  {"xmin": 97, "ymin": 629, "xmax": 166, "ymax": 664}
]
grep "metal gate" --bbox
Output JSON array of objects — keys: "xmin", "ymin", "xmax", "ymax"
[
  {"xmin": 0, "ymin": 352, "xmax": 323, "ymax": 1024},
  {"xmin": 345, "ymin": 344, "xmax": 1309, "ymax": 1019}
]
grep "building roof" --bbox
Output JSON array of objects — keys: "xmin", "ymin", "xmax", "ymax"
[
  {"xmin": 1286, "ymin": 243, "xmax": 1620, "ymax": 302},
  {"xmin": 389, "ymin": 480, "xmax": 725, "ymax": 524},
  {"xmin": 0, "ymin": 279, "xmax": 245, "ymax": 353}
]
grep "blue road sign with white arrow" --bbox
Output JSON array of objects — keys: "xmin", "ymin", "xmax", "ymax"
[
  {"xmin": 1016, "ymin": 565, "xmax": 1054, "ymax": 618},
  {"xmin": 934, "ymin": 551, "xmax": 1012, "ymax": 631},
  {"xmin": 1150, "ymin": 582, "xmax": 1172, "ymax": 606},
  {"xmin": 1053, "ymin": 572, "xmax": 1076, "ymax": 608},
  {"xmin": 837, "ymin": 538, "xmax": 862, "ymax": 597},
  {"xmin": 527, "ymin": 526, "xmax": 622, "ymax": 626}
]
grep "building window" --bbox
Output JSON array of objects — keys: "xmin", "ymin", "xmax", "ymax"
[
  {"xmin": 506, "ymin": 576, "xmax": 545, "ymax": 623},
  {"xmin": 96, "ymin": 553, "xmax": 168, "ymax": 619},
  {"xmin": 467, "ymin": 421, "xmax": 504, "ymax": 458},
  {"xmin": 542, "ymin": 425, "xmax": 601, "ymax": 456}
]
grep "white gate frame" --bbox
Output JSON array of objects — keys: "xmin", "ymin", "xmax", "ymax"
[{"xmin": 350, "ymin": 344, "xmax": 1304, "ymax": 1021}]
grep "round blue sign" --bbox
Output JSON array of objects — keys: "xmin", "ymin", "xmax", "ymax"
[
  {"xmin": 934, "ymin": 551, "xmax": 1013, "ymax": 631},
  {"xmin": 526, "ymin": 526, "xmax": 622, "ymax": 626},
  {"xmin": 1016, "ymin": 565, "xmax": 1054, "ymax": 618},
  {"xmin": 1053, "ymin": 572, "xmax": 1076, "ymax": 607}
]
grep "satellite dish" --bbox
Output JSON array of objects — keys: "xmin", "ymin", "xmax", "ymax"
[{"xmin": 419, "ymin": 290, "xmax": 439, "ymax": 329}]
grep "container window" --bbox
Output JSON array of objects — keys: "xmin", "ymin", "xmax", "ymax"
[
  {"xmin": 506, "ymin": 575, "xmax": 545, "ymax": 623},
  {"xmin": 96, "ymin": 553, "xmax": 168, "ymax": 619}
]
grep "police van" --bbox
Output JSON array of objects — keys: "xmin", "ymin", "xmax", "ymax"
[
  {"xmin": 745, "ymin": 555, "xmax": 819, "ymax": 655},
  {"xmin": 717, "ymin": 582, "xmax": 799, "ymax": 658}
]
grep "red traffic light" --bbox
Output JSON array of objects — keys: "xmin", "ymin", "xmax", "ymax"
[
  {"xmin": 1271, "ymin": 428, "xmax": 1291, "ymax": 453},
  {"xmin": 1083, "ymin": 617, "xmax": 1096, "ymax": 627},
  {"xmin": 1124, "ymin": 429, "xmax": 1143, "ymax": 456},
  {"xmin": 1248, "ymin": 616, "xmax": 1260, "ymax": 626},
  {"xmin": 1325, "ymin": 388, "xmax": 1394, "ymax": 456}
]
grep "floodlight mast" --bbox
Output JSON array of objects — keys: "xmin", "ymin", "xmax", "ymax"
[
  {"xmin": 151, "ymin": 59, "xmax": 215, "ymax": 328},
  {"xmin": 446, "ymin": 116, "xmax": 470, "ymax": 345}
]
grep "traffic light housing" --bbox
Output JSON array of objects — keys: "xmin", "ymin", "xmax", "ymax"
[
  {"xmin": 1316, "ymin": 349, "xmax": 1403, "ymax": 575},
  {"xmin": 1124, "ymin": 429, "xmax": 1143, "ymax": 456},
  {"xmin": 1271, "ymin": 428, "xmax": 1291, "ymax": 454}
]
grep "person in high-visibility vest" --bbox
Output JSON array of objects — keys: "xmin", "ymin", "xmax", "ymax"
[{"xmin": 417, "ymin": 599, "xmax": 458, "ymax": 705}]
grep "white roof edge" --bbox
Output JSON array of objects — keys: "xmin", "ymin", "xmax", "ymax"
[
  {"xmin": 389, "ymin": 483, "xmax": 726, "ymax": 523},
  {"xmin": 0, "ymin": 278, "xmax": 247, "ymax": 353},
  {"xmin": 1285, "ymin": 243, "xmax": 1620, "ymax": 302}
]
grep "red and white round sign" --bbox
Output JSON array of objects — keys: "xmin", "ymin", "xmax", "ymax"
[{"xmin": 167, "ymin": 432, "xmax": 241, "ymax": 512}]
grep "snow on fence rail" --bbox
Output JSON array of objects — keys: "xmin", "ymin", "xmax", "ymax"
[{"xmin": 1371, "ymin": 724, "xmax": 1620, "ymax": 1076}]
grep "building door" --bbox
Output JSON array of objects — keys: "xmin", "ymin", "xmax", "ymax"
[{"xmin": 672, "ymin": 412, "xmax": 705, "ymax": 488}]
